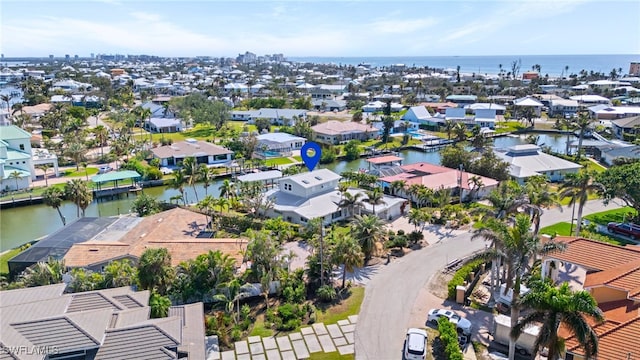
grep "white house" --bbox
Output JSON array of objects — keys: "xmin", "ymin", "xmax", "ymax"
[
  {"xmin": 151, "ymin": 139, "xmax": 233, "ymax": 167},
  {"xmin": 147, "ymin": 118, "xmax": 183, "ymax": 133},
  {"xmin": 230, "ymin": 108, "xmax": 307, "ymax": 125},
  {"xmin": 312, "ymin": 120, "xmax": 378, "ymax": 145},
  {"xmin": 0, "ymin": 126, "xmax": 38, "ymax": 191},
  {"xmin": 264, "ymin": 169, "xmax": 405, "ymax": 225},
  {"xmin": 549, "ymin": 99, "xmax": 579, "ymax": 117},
  {"xmin": 493, "ymin": 144, "xmax": 582, "ymax": 183},
  {"xmin": 474, "ymin": 109, "xmax": 497, "ymax": 129},
  {"xmin": 402, "ymin": 106, "xmax": 434, "ymax": 124},
  {"xmin": 256, "ymin": 132, "xmax": 306, "ymax": 156}
]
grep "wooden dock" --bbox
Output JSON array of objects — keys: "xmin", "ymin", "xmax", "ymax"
[{"xmin": 93, "ymin": 186, "xmax": 142, "ymax": 200}]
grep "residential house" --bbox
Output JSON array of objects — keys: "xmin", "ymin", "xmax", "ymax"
[
  {"xmin": 311, "ymin": 120, "xmax": 378, "ymax": 145},
  {"xmin": 230, "ymin": 108, "xmax": 307, "ymax": 125},
  {"xmin": 464, "ymin": 103, "xmax": 506, "ymax": 116},
  {"xmin": 513, "ymin": 97, "xmax": 544, "ymax": 117},
  {"xmin": 402, "ymin": 106, "xmax": 434, "ymax": 125},
  {"xmin": 0, "ymin": 125, "xmax": 41, "ymax": 191},
  {"xmin": 445, "ymin": 95, "xmax": 477, "ymax": 107},
  {"xmin": 256, "ymin": 132, "xmax": 306, "ymax": 157},
  {"xmin": 493, "ymin": 144, "xmax": 582, "ymax": 183},
  {"xmin": 264, "ymin": 169, "xmax": 406, "ymax": 225},
  {"xmin": 151, "ymin": 139, "xmax": 232, "ymax": 167},
  {"xmin": 147, "ymin": 118, "xmax": 183, "ymax": 133},
  {"xmin": 569, "ymin": 94, "xmax": 612, "ymax": 106},
  {"xmin": 309, "ymin": 84, "xmax": 347, "ymax": 99},
  {"xmin": 611, "ymin": 116, "xmax": 640, "ymax": 139},
  {"xmin": 590, "ymin": 105, "xmax": 640, "ymax": 120},
  {"xmin": 62, "ymin": 208, "xmax": 248, "ymax": 272},
  {"xmin": 0, "ymin": 284, "xmax": 206, "ymax": 360},
  {"xmin": 312, "ymin": 99, "xmax": 346, "ymax": 112},
  {"xmin": 548, "ymin": 99, "xmax": 580, "ymax": 117},
  {"xmin": 377, "ymin": 162, "xmax": 499, "ymax": 201},
  {"xmin": 474, "ymin": 109, "xmax": 497, "ymax": 129},
  {"xmin": 50, "ymin": 79, "xmax": 92, "ymax": 92},
  {"xmin": 541, "ymin": 236, "xmax": 640, "ymax": 359},
  {"xmin": 600, "ymin": 145, "xmax": 640, "ymax": 165}
]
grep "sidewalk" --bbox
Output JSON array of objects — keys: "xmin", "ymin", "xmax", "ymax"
[{"xmin": 209, "ymin": 316, "xmax": 358, "ymax": 360}]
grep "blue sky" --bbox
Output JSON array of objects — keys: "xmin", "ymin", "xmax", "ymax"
[{"xmin": 2, "ymin": 0, "xmax": 639, "ymax": 57}]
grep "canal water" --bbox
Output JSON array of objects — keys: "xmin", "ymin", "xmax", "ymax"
[{"xmin": 0, "ymin": 134, "xmax": 571, "ymax": 251}]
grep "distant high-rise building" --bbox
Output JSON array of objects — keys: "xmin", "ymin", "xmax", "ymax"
[
  {"xmin": 65, "ymin": 54, "xmax": 70, "ymax": 61},
  {"xmin": 49, "ymin": 54, "xmax": 54, "ymax": 60},
  {"xmin": 74, "ymin": 55, "xmax": 79, "ymax": 60},
  {"xmin": 91, "ymin": 53, "xmax": 95, "ymax": 59},
  {"xmin": 630, "ymin": 62, "xmax": 640, "ymax": 76}
]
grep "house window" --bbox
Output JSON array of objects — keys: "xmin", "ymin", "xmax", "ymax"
[
  {"xmin": 332, "ymin": 211, "xmax": 342, "ymax": 219},
  {"xmin": 300, "ymin": 217, "xmax": 308, "ymax": 223},
  {"xmin": 19, "ymin": 144, "xmax": 25, "ymax": 150},
  {"xmin": 284, "ymin": 183, "xmax": 292, "ymax": 191}
]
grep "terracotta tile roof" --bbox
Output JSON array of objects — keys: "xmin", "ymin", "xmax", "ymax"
[
  {"xmin": 400, "ymin": 162, "xmax": 451, "ymax": 175},
  {"xmin": 64, "ymin": 208, "xmax": 248, "ymax": 268},
  {"xmin": 365, "ymin": 155, "xmax": 403, "ymax": 165},
  {"xmin": 567, "ymin": 317, "xmax": 640, "ymax": 359},
  {"xmin": 151, "ymin": 140, "xmax": 232, "ymax": 159},
  {"xmin": 584, "ymin": 259, "xmax": 640, "ymax": 298},
  {"xmin": 546, "ymin": 237, "xmax": 640, "ymax": 272},
  {"xmin": 378, "ymin": 162, "xmax": 498, "ymax": 191}
]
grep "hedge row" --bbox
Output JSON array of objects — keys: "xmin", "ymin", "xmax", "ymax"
[
  {"xmin": 447, "ymin": 258, "xmax": 486, "ymax": 300},
  {"xmin": 438, "ymin": 317, "xmax": 463, "ymax": 360}
]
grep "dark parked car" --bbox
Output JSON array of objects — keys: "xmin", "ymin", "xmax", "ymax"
[{"xmin": 607, "ymin": 222, "xmax": 640, "ymax": 239}]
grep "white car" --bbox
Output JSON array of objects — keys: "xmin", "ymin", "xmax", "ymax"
[
  {"xmin": 426, "ymin": 308, "xmax": 472, "ymax": 335},
  {"xmin": 403, "ymin": 328, "xmax": 427, "ymax": 360},
  {"xmin": 160, "ymin": 167, "xmax": 174, "ymax": 175}
]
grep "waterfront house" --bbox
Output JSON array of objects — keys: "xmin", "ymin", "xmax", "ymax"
[
  {"xmin": 464, "ymin": 103, "xmax": 506, "ymax": 116},
  {"xmin": 513, "ymin": 97, "xmax": 544, "ymax": 117},
  {"xmin": 0, "ymin": 125, "xmax": 49, "ymax": 191},
  {"xmin": 311, "ymin": 120, "xmax": 378, "ymax": 145},
  {"xmin": 548, "ymin": 99, "xmax": 580, "ymax": 117},
  {"xmin": 256, "ymin": 132, "xmax": 306, "ymax": 157},
  {"xmin": 590, "ymin": 105, "xmax": 640, "ymax": 121},
  {"xmin": 151, "ymin": 139, "xmax": 232, "ymax": 167},
  {"xmin": 402, "ymin": 105, "xmax": 435, "ymax": 125},
  {"xmin": 611, "ymin": 115, "xmax": 640, "ymax": 139},
  {"xmin": 540, "ymin": 236, "xmax": 640, "ymax": 359},
  {"xmin": 62, "ymin": 208, "xmax": 248, "ymax": 272},
  {"xmin": 377, "ymin": 162, "xmax": 498, "ymax": 201},
  {"xmin": 493, "ymin": 144, "xmax": 582, "ymax": 183},
  {"xmin": 600, "ymin": 145, "xmax": 640, "ymax": 165},
  {"xmin": 0, "ymin": 284, "xmax": 206, "ymax": 360},
  {"xmin": 264, "ymin": 169, "xmax": 405, "ymax": 225}
]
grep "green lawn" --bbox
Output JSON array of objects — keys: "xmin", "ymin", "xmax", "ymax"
[
  {"xmin": 248, "ymin": 315, "xmax": 274, "ymax": 337},
  {"xmin": 265, "ymin": 157, "xmax": 293, "ymax": 166},
  {"xmin": 581, "ymin": 160, "xmax": 607, "ymax": 173},
  {"xmin": 584, "ymin": 207, "xmax": 637, "ymax": 225},
  {"xmin": 292, "ymin": 156, "xmax": 302, "ymax": 162},
  {"xmin": 0, "ymin": 183, "xmax": 66, "ymax": 202},
  {"xmin": 495, "ymin": 121, "xmax": 525, "ymax": 133},
  {"xmin": 62, "ymin": 167, "xmax": 99, "ymax": 177},
  {"xmin": 309, "ymin": 352, "xmax": 353, "ymax": 360},
  {"xmin": 539, "ymin": 222, "xmax": 573, "ymax": 236},
  {"xmin": 0, "ymin": 247, "xmax": 24, "ymax": 275},
  {"xmin": 315, "ymin": 286, "xmax": 364, "ymax": 325}
]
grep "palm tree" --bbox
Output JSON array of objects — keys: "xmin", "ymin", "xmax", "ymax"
[
  {"xmin": 389, "ymin": 180, "xmax": 406, "ymax": 196},
  {"xmin": 467, "ymin": 175, "xmax": 484, "ymax": 201},
  {"xmin": 443, "ymin": 119, "xmax": 454, "ymax": 140},
  {"xmin": 408, "ymin": 207, "xmax": 427, "ymax": 231},
  {"xmin": 64, "ymin": 142, "xmax": 86, "ymax": 171},
  {"xmin": 181, "ymin": 157, "xmax": 200, "ymax": 203},
  {"xmin": 199, "ymin": 164, "xmax": 213, "ymax": 196},
  {"xmin": 20, "ymin": 258, "xmax": 65, "ymax": 287},
  {"xmin": 103, "ymin": 259, "xmax": 138, "ymax": 288},
  {"xmin": 453, "ymin": 122, "xmax": 467, "ymax": 142},
  {"xmin": 573, "ymin": 112, "xmax": 595, "ymax": 161},
  {"xmin": 1, "ymin": 93, "xmax": 13, "ymax": 112},
  {"xmin": 8, "ymin": 170, "xmax": 22, "ymax": 190},
  {"xmin": 218, "ymin": 179, "xmax": 237, "ymax": 200},
  {"xmin": 332, "ymin": 234, "xmax": 364, "ymax": 288},
  {"xmin": 214, "ymin": 197, "xmax": 229, "ymax": 213},
  {"xmin": 169, "ymin": 169, "xmax": 188, "ymax": 205},
  {"xmin": 138, "ymin": 248, "xmax": 175, "ymax": 296},
  {"xmin": 336, "ymin": 191, "xmax": 364, "ymax": 219},
  {"xmin": 365, "ymin": 187, "xmax": 385, "ymax": 215},
  {"xmin": 196, "ymin": 195, "xmax": 215, "ymax": 230},
  {"xmin": 474, "ymin": 214, "xmax": 565, "ymax": 360},
  {"xmin": 38, "ymin": 164, "xmax": 51, "ymax": 187},
  {"xmin": 149, "ymin": 291, "xmax": 171, "ymax": 318},
  {"xmin": 64, "ymin": 179, "xmax": 93, "ymax": 218},
  {"xmin": 524, "ymin": 176, "xmax": 562, "ymax": 237},
  {"xmin": 351, "ymin": 214, "xmax": 387, "ymax": 262},
  {"xmin": 559, "ymin": 170, "xmax": 602, "ymax": 236},
  {"xmin": 42, "ymin": 187, "xmax": 66, "ymax": 226},
  {"xmin": 93, "ymin": 125, "xmax": 109, "ymax": 158},
  {"xmin": 513, "ymin": 281, "xmax": 604, "ymax": 360}
]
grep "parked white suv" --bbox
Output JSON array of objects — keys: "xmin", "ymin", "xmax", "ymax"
[
  {"xmin": 403, "ymin": 328, "xmax": 427, "ymax": 360},
  {"xmin": 426, "ymin": 308, "xmax": 472, "ymax": 335}
]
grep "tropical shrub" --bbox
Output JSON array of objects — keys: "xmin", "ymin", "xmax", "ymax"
[
  {"xmin": 447, "ymin": 259, "xmax": 486, "ymax": 300},
  {"xmin": 316, "ymin": 285, "xmax": 337, "ymax": 302},
  {"xmin": 438, "ymin": 317, "xmax": 463, "ymax": 360}
]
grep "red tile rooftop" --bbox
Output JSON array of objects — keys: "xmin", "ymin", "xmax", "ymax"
[{"xmin": 365, "ymin": 155, "xmax": 403, "ymax": 164}]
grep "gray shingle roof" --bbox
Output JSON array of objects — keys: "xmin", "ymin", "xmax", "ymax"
[
  {"xmin": 112, "ymin": 294, "xmax": 144, "ymax": 309},
  {"xmin": 0, "ymin": 283, "xmax": 66, "ymax": 308},
  {"xmin": 96, "ymin": 325, "xmax": 179, "ymax": 360},
  {"xmin": 67, "ymin": 293, "xmax": 122, "ymax": 313},
  {"xmin": 11, "ymin": 318, "xmax": 100, "ymax": 353}
]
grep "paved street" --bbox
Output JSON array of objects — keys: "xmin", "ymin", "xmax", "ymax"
[{"xmin": 354, "ymin": 199, "xmax": 625, "ymax": 360}]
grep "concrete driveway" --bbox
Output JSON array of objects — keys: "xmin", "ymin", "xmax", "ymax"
[{"xmin": 354, "ymin": 199, "xmax": 624, "ymax": 360}]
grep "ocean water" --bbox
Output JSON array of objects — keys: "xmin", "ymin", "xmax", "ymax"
[{"xmin": 288, "ymin": 54, "xmax": 639, "ymax": 77}]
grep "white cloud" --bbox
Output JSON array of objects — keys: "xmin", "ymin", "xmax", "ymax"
[{"xmin": 369, "ymin": 18, "xmax": 439, "ymax": 34}]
